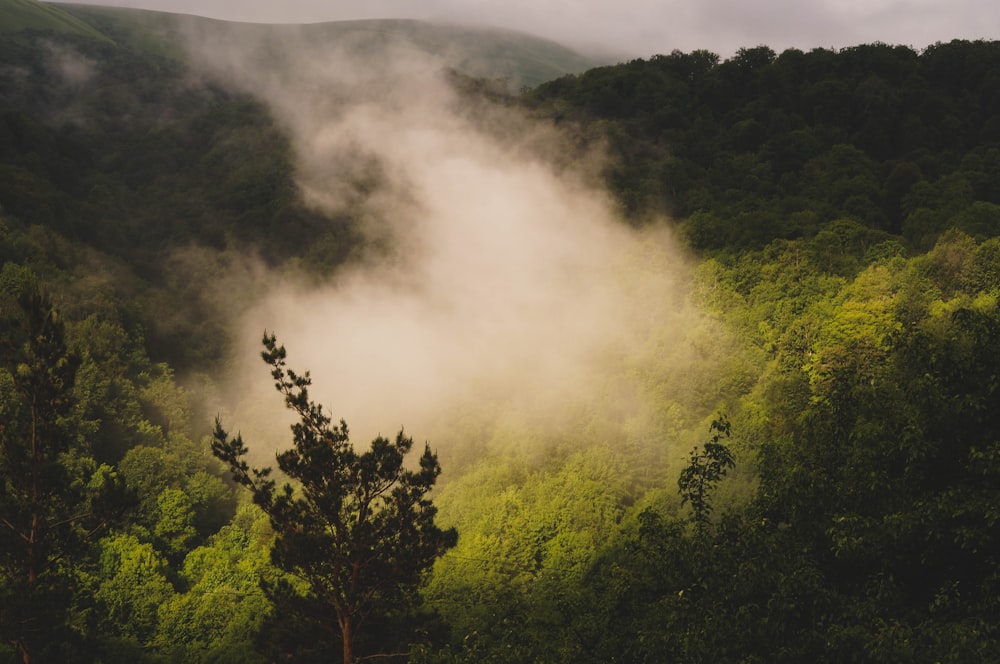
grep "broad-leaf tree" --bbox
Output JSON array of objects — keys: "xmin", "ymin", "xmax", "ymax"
[
  {"xmin": 678, "ymin": 416, "xmax": 735, "ymax": 535},
  {"xmin": 212, "ymin": 333, "xmax": 457, "ymax": 664}
]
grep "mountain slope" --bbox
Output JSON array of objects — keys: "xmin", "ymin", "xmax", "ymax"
[
  {"xmin": 0, "ymin": 0, "xmax": 109, "ymax": 41},
  {"xmin": 49, "ymin": 3, "xmax": 604, "ymax": 86}
]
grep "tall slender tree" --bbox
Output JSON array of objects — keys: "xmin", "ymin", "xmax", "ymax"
[
  {"xmin": 678, "ymin": 416, "xmax": 735, "ymax": 535},
  {"xmin": 213, "ymin": 333, "xmax": 457, "ymax": 664},
  {"xmin": 0, "ymin": 266, "xmax": 126, "ymax": 663}
]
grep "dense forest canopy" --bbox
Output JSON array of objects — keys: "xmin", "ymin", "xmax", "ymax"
[
  {"xmin": 2, "ymin": 1, "xmax": 1000, "ymax": 660},
  {"xmin": 527, "ymin": 41, "xmax": 1000, "ymax": 248}
]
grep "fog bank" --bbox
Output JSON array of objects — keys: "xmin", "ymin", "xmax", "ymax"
[{"xmin": 185, "ymin": 25, "xmax": 712, "ymax": 462}]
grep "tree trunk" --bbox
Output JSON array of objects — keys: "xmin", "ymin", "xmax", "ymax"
[{"xmin": 341, "ymin": 614, "xmax": 354, "ymax": 664}]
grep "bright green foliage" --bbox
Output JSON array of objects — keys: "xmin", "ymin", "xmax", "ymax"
[
  {"xmin": 4, "ymin": 9, "xmax": 1000, "ymax": 660},
  {"xmin": 212, "ymin": 333, "xmax": 457, "ymax": 664},
  {"xmin": 424, "ymin": 446, "xmax": 636, "ymax": 661},
  {"xmin": 153, "ymin": 505, "xmax": 275, "ymax": 663},
  {"xmin": 543, "ymin": 236, "xmax": 1000, "ymax": 663},
  {"xmin": 94, "ymin": 533, "xmax": 175, "ymax": 644},
  {"xmin": 723, "ymin": 238, "xmax": 1000, "ymax": 659},
  {"xmin": 153, "ymin": 488, "xmax": 198, "ymax": 563}
]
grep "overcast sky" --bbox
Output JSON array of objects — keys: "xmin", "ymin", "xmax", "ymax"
[{"xmin": 51, "ymin": 0, "xmax": 1000, "ymax": 58}]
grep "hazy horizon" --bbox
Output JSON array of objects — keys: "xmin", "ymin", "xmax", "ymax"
[{"xmin": 49, "ymin": 0, "xmax": 1000, "ymax": 59}]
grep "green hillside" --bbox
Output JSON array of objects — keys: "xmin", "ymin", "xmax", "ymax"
[
  {"xmin": 51, "ymin": 5, "xmax": 602, "ymax": 86},
  {"xmin": 0, "ymin": 0, "xmax": 109, "ymax": 41},
  {"xmin": 2, "ymin": 0, "xmax": 602, "ymax": 85},
  {"xmin": 287, "ymin": 18, "xmax": 603, "ymax": 87},
  {"xmin": 3, "ymin": 6, "xmax": 1000, "ymax": 661}
]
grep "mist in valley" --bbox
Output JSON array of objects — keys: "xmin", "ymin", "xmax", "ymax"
[
  {"xmin": 180, "ymin": 23, "xmax": 732, "ymax": 479},
  {"xmin": 10, "ymin": 4, "xmax": 999, "ymax": 658}
]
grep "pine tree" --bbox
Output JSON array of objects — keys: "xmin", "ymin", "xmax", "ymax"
[
  {"xmin": 0, "ymin": 266, "xmax": 127, "ymax": 663},
  {"xmin": 213, "ymin": 333, "xmax": 457, "ymax": 664}
]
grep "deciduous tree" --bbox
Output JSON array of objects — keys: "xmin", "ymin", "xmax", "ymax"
[{"xmin": 678, "ymin": 416, "xmax": 735, "ymax": 535}]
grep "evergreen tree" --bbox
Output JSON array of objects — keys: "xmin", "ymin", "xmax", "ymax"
[
  {"xmin": 0, "ymin": 266, "xmax": 126, "ymax": 663},
  {"xmin": 213, "ymin": 333, "xmax": 457, "ymax": 664}
]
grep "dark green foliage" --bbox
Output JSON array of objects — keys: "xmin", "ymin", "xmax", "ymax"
[
  {"xmin": 678, "ymin": 416, "xmax": 734, "ymax": 533},
  {"xmin": 213, "ymin": 333, "xmax": 457, "ymax": 664},
  {"xmin": 750, "ymin": 305, "xmax": 1000, "ymax": 660},
  {"xmin": 0, "ymin": 28, "xmax": 361, "ymax": 371},
  {"xmin": 0, "ymin": 266, "xmax": 128, "ymax": 662},
  {"xmin": 529, "ymin": 40, "xmax": 1000, "ymax": 250},
  {"xmin": 556, "ymin": 261, "xmax": 1000, "ymax": 662}
]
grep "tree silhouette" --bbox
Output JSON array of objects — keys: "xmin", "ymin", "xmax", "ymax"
[
  {"xmin": 678, "ymin": 416, "xmax": 735, "ymax": 535},
  {"xmin": 212, "ymin": 333, "xmax": 457, "ymax": 664}
]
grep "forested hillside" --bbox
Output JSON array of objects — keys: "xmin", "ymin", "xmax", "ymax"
[
  {"xmin": 2, "ymin": 1, "xmax": 1000, "ymax": 660},
  {"xmin": 528, "ymin": 42, "xmax": 1000, "ymax": 248}
]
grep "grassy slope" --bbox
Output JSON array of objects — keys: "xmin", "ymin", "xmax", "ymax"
[
  {"xmin": 291, "ymin": 18, "xmax": 603, "ymax": 87},
  {"xmin": 47, "ymin": 3, "xmax": 189, "ymax": 57},
  {"xmin": 49, "ymin": 4, "xmax": 603, "ymax": 85},
  {"xmin": 0, "ymin": 0, "xmax": 109, "ymax": 40}
]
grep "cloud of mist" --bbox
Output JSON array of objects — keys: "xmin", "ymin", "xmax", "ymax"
[
  {"xmin": 183, "ymin": 23, "xmax": 717, "ymax": 466},
  {"xmin": 45, "ymin": 42, "xmax": 97, "ymax": 89}
]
